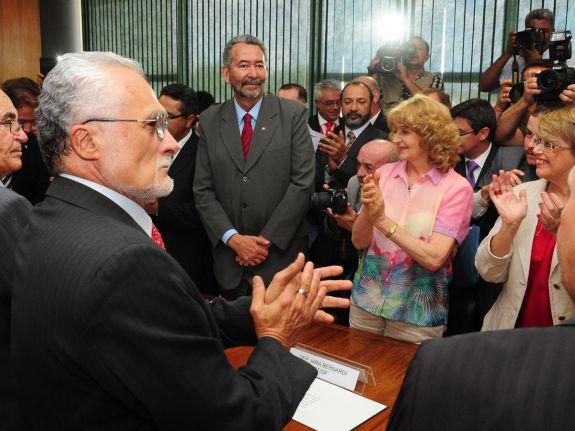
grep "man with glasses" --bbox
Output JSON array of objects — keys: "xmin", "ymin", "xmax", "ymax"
[
  {"xmin": 147, "ymin": 83, "xmax": 218, "ymax": 294},
  {"xmin": 1, "ymin": 77, "xmax": 50, "ymax": 204},
  {"xmin": 448, "ymin": 98, "xmax": 530, "ymax": 334},
  {"xmin": 308, "ymin": 79, "xmax": 342, "ymax": 136},
  {"xmin": 12, "ymin": 51, "xmax": 350, "ymax": 429},
  {"xmin": 0, "ymin": 89, "xmax": 29, "ymax": 428}
]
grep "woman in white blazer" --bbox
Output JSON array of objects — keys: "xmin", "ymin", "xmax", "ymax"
[{"xmin": 476, "ymin": 106, "xmax": 575, "ymax": 331}]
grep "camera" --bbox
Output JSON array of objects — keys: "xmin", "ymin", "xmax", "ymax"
[
  {"xmin": 536, "ymin": 31, "xmax": 575, "ymax": 102},
  {"xmin": 509, "ymin": 82, "xmax": 524, "ymax": 103},
  {"xmin": 374, "ymin": 42, "xmax": 417, "ymax": 73},
  {"xmin": 310, "ymin": 188, "xmax": 348, "ymax": 215},
  {"xmin": 515, "ymin": 27, "xmax": 545, "ymax": 53}
]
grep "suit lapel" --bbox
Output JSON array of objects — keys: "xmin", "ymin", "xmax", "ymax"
[
  {"xmin": 245, "ymin": 95, "xmax": 279, "ymax": 173},
  {"xmin": 219, "ymin": 100, "xmax": 245, "ymax": 172},
  {"xmin": 475, "ymin": 144, "xmax": 499, "ymax": 189}
]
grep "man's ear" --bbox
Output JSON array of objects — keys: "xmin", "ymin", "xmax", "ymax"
[
  {"xmin": 478, "ymin": 126, "xmax": 491, "ymax": 142},
  {"xmin": 221, "ymin": 65, "xmax": 230, "ymax": 84},
  {"xmin": 185, "ymin": 114, "xmax": 196, "ymax": 129},
  {"xmin": 69, "ymin": 124, "xmax": 100, "ymax": 161}
]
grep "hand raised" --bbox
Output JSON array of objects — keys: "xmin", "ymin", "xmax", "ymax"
[
  {"xmin": 326, "ymin": 204, "xmax": 358, "ymax": 232},
  {"xmin": 360, "ymin": 172, "xmax": 386, "ymax": 224},
  {"xmin": 489, "ymin": 171, "xmax": 528, "ymax": 226},
  {"xmin": 538, "ymin": 191, "xmax": 564, "ymax": 237},
  {"xmin": 319, "ymin": 130, "xmax": 347, "ymax": 169}
]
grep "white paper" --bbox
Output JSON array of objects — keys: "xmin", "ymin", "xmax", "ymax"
[
  {"xmin": 309, "ymin": 127, "xmax": 323, "ymax": 151},
  {"xmin": 292, "ymin": 378, "xmax": 386, "ymax": 431},
  {"xmin": 290, "ymin": 347, "xmax": 360, "ymax": 391}
]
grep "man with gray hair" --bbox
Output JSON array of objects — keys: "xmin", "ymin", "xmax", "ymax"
[
  {"xmin": 194, "ymin": 34, "xmax": 316, "ymax": 299},
  {"xmin": 308, "ymin": 78, "xmax": 342, "ymax": 135},
  {"xmin": 12, "ymin": 51, "xmax": 349, "ymax": 429}
]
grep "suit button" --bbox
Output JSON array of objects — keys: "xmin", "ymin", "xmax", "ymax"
[
  {"xmin": 559, "ymin": 316, "xmax": 566, "ymax": 321},
  {"xmin": 553, "ymin": 284, "xmax": 561, "ymax": 290},
  {"xmin": 242, "ymin": 176, "xmax": 248, "ymax": 182}
]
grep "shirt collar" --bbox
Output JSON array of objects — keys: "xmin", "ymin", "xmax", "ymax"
[
  {"xmin": 345, "ymin": 121, "xmax": 370, "ymax": 139},
  {"xmin": 369, "ymin": 110, "xmax": 381, "ymax": 125},
  {"xmin": 59, "ymin": 173, "xmax": 153, "ymax": 237},
  {"xmin": 393, "ymin": 160, "xmax": 443, "ymax": 185},
  {"xmin": 465, "ymin": 143, "xmax": 492, "ymax": 170},
  {"xmin": 234, "ymin": 97, "xmax": 263, "ymax": 125}
]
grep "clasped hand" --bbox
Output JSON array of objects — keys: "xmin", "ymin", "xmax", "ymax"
[
  {"xmin": 360, "ymin": 172, "xmax": 386, "ymax": 225},
  {"xmin": 250, "ymin": 253, "xmax": 352, "ymax": 348},
  {"xmin": 228, "ymin": 234, "xmax": 271, "ymax": 266}
]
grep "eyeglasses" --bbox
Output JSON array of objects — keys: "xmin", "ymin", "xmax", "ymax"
[
  {"xmin": 458, "ymin": 130, "xmax": 476, "ymax": 137},
  {"xmin": 167, "ymin": 113, "xmax": 186, "ymax": 121},
  {"xmin": 82, "ymin": 113, "xmax": 169, "ymax": 140},
  {"xmin": 318, "ymin": 99, "xmax": 341, "ymax": 107},
  {"xmin": 533, "ymin": 135, "xmax": 571, "ymax": 153},
  {"xmin": 0, "ymin": 119, "xmax": 23, "ymax": 135}
]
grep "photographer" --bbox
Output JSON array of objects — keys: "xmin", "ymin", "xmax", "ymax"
[
  {"xmin": 368, "ymin": 36, "xmax": 443, "ymax": 112},
  {"xmin": 478, "ymin": 9, "xmax": 554, "ymax": 92},
  {"xmin": 494, "ymin": 61, "xmax": 551, "ymax": 146}
]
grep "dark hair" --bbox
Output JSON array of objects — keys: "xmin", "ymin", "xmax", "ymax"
[
  {"xmin": 341, "ymin": 81, "xmax": 374, "ymax": 102},
  {"xmin": 450, "ymin": 98, "xmax": 497, "ymax": 141},
  {"xmin": 196, "ymin": 91, "xmax": 215, "ymax": 113},
  {"xmin": 521, "ymin": 59, "xmax": 551, "ymax": 78},
  {"xmin": 409, "ymin": 36, "xmax": 430, "ymax": 56},
  {"xmin": 278, "ymin": 83, "xmax": 308, "ymax": 103},
  {"xmin": 421, "ymin": 88, "xmax": 452, "ymax": 108},
  {"xmin": 160, "ymin": 83, "xmax": 199, "ymax": 116},
  {"xmin": 525, "ymin": 8, "xmax": 554, "ymax": 28},
  {"xmin": 1, "ymin": 77, "xmax": 41, "ymax": 108}
]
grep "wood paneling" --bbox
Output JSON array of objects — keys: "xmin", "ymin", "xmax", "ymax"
[{"xmin": 0, "ymin": 0, "xmax": 41, "ymax": 84}]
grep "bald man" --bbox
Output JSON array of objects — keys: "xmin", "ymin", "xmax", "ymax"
[
  {"xmin": 328, "ymin": 139, "xmax": 399, "ymax": 232},
  {"xmin": 0, "ymin": 89, "xmax": 29, "ymax": 428},
  {"xmin": 353, "ymin": 75, "xmax": 390, "ymax": 134}
]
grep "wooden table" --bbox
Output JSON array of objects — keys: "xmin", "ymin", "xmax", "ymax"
[{"xmin": 226, "ymin": 323, "xmax": 419, "ymax": 430}]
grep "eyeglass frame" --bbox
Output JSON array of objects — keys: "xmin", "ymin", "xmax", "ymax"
[
  {"xmin": 532, "ymin": 135, "xmax": 571, "ymax": 153},
  {"xmin": 458, "ymin": 129, "xmax": 476, "ymax": 137},
  {"xmin": 0, "ymin": 119, "xmax": 23, "ymax": 135},
  {"xmin": 167, "ymin": 113, "xmax": 188, "ymax": 121},
  {"xmin": 81, "ymin": 113, "xmax": 169, "ymax": 140},
  {"xmin": 317, "ymin": 99, "xmax": 341, "ymax": 107}
]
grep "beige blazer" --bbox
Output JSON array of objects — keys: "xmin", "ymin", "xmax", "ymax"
[{"xmin": 476, "ymin": 179, "xmax": 575, "ymax": 330}]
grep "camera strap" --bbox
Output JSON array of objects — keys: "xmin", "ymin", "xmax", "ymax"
[{"xmin": 511, "ymin": 54, "xmax": 520, "ymax": 85}]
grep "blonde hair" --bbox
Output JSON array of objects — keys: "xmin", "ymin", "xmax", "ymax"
[
  {"xmin": 538, "ymin": 106, "xmax": 575, "ymax": 156},
  {"xmin": 387, "ymin": 94, "xmax": 460, "ymax": 173}
]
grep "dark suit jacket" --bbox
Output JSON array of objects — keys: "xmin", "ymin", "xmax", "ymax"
[
  {"xmin": 315, "ymin": 123, "xmax": 388, "ymax": 190},
  {"xmin": 371, "ymin": 110, "xmax": 390, "ymax": 134},
  {"xmin": 8, "ymin": 133, "xmax": 50, "ymax": 205},
  {"xmin": 12, "ymin": 177, "xmax": 316, "ymax": 430},
  {"xmin": 194, "ymin": 94, "xmax": 315, "ymax": 292},
  {"xmin": 307, "ymin": 114, "xmax": 344, "ymax": 134},
  {"xmin": 387, "ymin": 319, "xmax": 575, "ymax": 431},
  {"xmin": 152, "ymin": 133, "xmax": 217, "ymax": 294},
  {"xmin": 0, "ymin": 187, "xmax": 30, "ymax": 429}
]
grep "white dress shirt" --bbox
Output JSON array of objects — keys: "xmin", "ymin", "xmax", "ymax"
[{"xmin": 466, "ymin": 143, "xmax": 492, "ymax": 219}]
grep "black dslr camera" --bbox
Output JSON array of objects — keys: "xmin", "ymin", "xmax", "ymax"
[
  {"xmin": 310, "ymin": 188, "xmax": 348, "ymax": 215},
  {"xmin": 374, "ymin": 42, "xmax": 417, "ymax": 73},
  {"xmin": 515, "ymin": 27, "xmax": 546, "ymax": 53},
  {"xmin": 536, "ymin": 31, "xmax": 575, "ymax": 101}
]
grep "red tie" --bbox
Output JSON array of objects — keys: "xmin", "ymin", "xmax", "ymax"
[
  {"xmin": 241, "ymin": 113, "xmax": 253, "ymax": 160},
  {"xmin": 151, "ymin": 224, "xmax": 166, "ymax": 250},
  {"xmin": 325, "ymin": 121, "xmax": 334, "ymax": 134}
]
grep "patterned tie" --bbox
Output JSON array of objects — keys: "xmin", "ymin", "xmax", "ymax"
[
  {"xmin": 241, "ymin": 113, "xmax": 253, "ymax": 160},
  {"xmin": 151, "ymin": 224, "xmax": 166, "ymax": 250},
  {"xmin": 346, "ymin": 130, "xmax": 356, "ymax": 153},
  {"xmin": 466, "ymin": 160, "xmax": 480, "ymax": 188}
]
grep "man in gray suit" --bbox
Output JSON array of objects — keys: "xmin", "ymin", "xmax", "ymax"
[
  {"xmin": 0, "ymin": 89, "xmax": 30, "ymax": 429},
  {"xmin": 194, "ymin": 35, "xmax": 315, "ymax": 298}
]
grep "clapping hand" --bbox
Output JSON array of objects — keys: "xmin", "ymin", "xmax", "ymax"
[
  {"xmin": 538, "ymin": 191, "xmax": 564, "ymax": 237},
  {"xmin": 319, "ymin": 130, "xmax": 347, "ymax": 170},
  {"xmin": 489, "ymin": 170, "xmax": 528, "ymax": 226},
  {"xmin": 360, "ymin": 172, "xmax": 386, "ymax": 224}
]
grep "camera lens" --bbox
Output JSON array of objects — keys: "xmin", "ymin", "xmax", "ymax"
[{"xmin": 537, "ymin": 70, "xmax": 559, "ymax": 91}]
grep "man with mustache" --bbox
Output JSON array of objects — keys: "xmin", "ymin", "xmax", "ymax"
[{"xmin": 194, "ymin": 34, "xmax": 315, "ymax": 298}]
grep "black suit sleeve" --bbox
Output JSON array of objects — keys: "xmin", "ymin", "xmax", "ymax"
[{"xmin": 85, "ymin": 244, "xmax": 316, "ymax": 430}]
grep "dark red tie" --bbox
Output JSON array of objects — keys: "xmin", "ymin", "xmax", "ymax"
[
  {"xmin": 241, "ymin": 113, "xmax": 253, "ymax": 160},
  {"xmin": 151, "ymin": 224, "xmax": 166, "ymax": 250}
]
